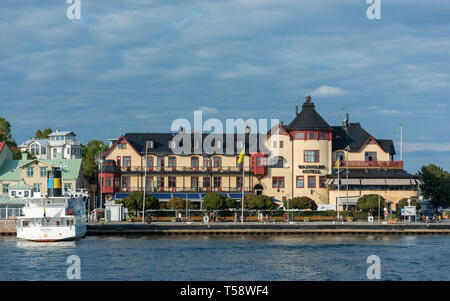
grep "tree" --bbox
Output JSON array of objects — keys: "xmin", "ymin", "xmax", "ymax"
[
  {"xmin": 202, "ymin": 192, "xmax": 237, "ymax": 210},
  {"xmin": 356, "ymin": 194, "xmax": 385, "ymax": 212},
  {"xmin": 284, "ymin": 196, "xmax": 318, "ymax": 210},
  {"xmin": 241, "ymin": 194, "xmax": 276, "ymax": 210},
  {"xmin": 117, "ymin": 192, "xmax": 160, "ymax": 215},
  {"xmin": 418, "ymin": 164, "xmax": 450, "ymax": 208},
  {"xmin": 0, "ymin": 117, "xmax": 12, "ymax": 143},
  {"xmin": 167, "ymin": 197, "xmax": 195, "ymax": 210},
  {"xmin": 397, "ymin": 198, "xmax": 421, "ymax": 211},
  {"xmin": 82, "ymin": 140, "xmax": 109, "ymax": 183},
  {"xmin": 35, "ymin": 128, "xmax": 53, "ymax": 138}
]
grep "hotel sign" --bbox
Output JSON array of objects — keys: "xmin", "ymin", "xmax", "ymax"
[{"xmin": 298, "ymin": 165, "xmax": 326, "ymax": 174}]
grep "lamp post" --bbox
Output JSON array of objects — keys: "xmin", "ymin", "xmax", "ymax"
[
  {"xmin": 345, "ymin": 145, "xmax": 350, "ymax": 211},
  {"xmin": 142, "ymin": 142, "xmax": 148, "ymax": 224}
]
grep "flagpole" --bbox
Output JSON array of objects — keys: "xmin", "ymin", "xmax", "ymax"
[
  {"xmin": 400, "ymin": 124, "xmax": 403, "ymax": 161},
  {"xmin": 241, "ymin": 145, "xmax": 245, "ymax": 224},
  {"xmin": 337, "ymin": 161, "xmax": 340, "ymax": 221}
]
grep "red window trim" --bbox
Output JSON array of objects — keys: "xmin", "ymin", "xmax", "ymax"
[
  {"xmin": 319, "ymin": 176, "xmax": 326, "ymax": 188},
  {"xmin": 296, "ymin": 176, "xmax": 304, "ymax": 188},
  {"xmin": 308, "ymin": 176, "xmax": 316, "ymax": 188},
  {"xmin": 272, "ymin": 176, "xmax": 285, "ymax": 188},
  {"xmin": 304, "ymin": 150, "xmax": 320, "ymax": 163}
]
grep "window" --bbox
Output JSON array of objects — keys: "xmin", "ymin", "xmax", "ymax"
[
  {"xmin": 236, "ymin": 176, "xmax": 243, "ymax": 188},
  {"xmin": 272, "ymin": 176, "xmax": 285, "ymax": 188},
  {"xmin": 145, "ymin": 176, "xmax": 153, "ymax": 189},
  {"xmin": 294, "ymin": 132, "xmax": 305, "ymax": 139},
  {"xmin": 117, "ymin": 156, "xmax": 121, "ymax": 167},
  {"xmin": 256, "ymin": 157, "xmax": 263, "ymax": 167},
  {"xmin": 279, "ymin": 141, "xmax": 284, "ymax": 148},
  {"xmin": 146, "ymin": 140, "xmax": 154, "ymax": 150},
  {"xmin": 157, "ymin": 177, "xmax": 164, "ymax": 188},
  {"xmin": 191, "ymin": 177, "xmax": 199, "ymax": 188},
  {"xmin": 118, "ymin": 142, "xmax": 127, "ymax": 149},
  {"xmin": 365, "ymin": 152, "xmax": 377, "ymax": 162},
  {"xmin": 213, "ymin": 176, "xmax": 222, "ymax": 188},
  {"xmin": 33, "ymin": 183, "xmax": 41, "ymax": 193},
  {"xmin": 168, "ymin": 157, "xmax": 176, "ymax": 168},
  {"xmin": 336, "ymin": 151, "xmax": 345, "ymax": 162},
  {"xmin": 307, "ymin": 132, "xmax": 317, "ymax": 140},
  {"xmin": 272, "ymin": 157, "xmax": 284, "ymax": 168},
  {"xmin": 168, "ymin": 176, "xmax": 176, "ymax": 188},
  {"xmin": 64, "ymin": 183, "xmax": 72, "ymax": 192},
  {"xmin": 40, "ymin": 167, "xmax": 47, "ymax": 177},
  {"xmin": 52, "ymin": 148, "xmax": 57, "ymax": 158},
  {"xmin": 203, "ymin": 177, "xmax": 210, "ymax": 188},
  {"xmin": 123, "ymin": 156, "xmax": 131, "ymax": 168},
  {"xmin": 146, "ymin": 156, "xmax": 153, "ymax": 168},
  {"xmin": 203, "ymin": 157, "xmax": 211, "ymax": 168},
  {"xmin": 30, "ymin": 143, "xmax": 40, "ymax": 156},
  {"xmin": 27, "ymin": 167, "xmax": 34, "ymax": 177},
  {"xmin": 213, "ymin": 157, "xmax": 222, "ymax": 168},
  {"xmin": 106, "ymin": 177, "xmax": 113, "ymax": 187},
  {"xmin": 41, "ymin": 147, "xmax": 46, "ymax": 155},
  {"xmin": 320, "ymin": 176, "xmax": 326, "ymax": 188},
  {"xmin": 191, "ymin": 157, "xmax": 199, "ymax": 168},
  {"xmin": 304, "ymin": 150, "xmax": 319, "ymax": 163},
  {"xmin": 308, "ymin": 176, "xmax": 316, "ymax": 188},
  {"xmin": 157, "ymin": 157, "xmax": 164, "ymax": 167},
  {"xmin": 296, "ymin": 176, "xmax": 304, "ymax": 188},
  {"xmin": 319, "ymin": 132, "xmax": 329, "ymax": 140},
  {"xmin": 24, "ymin": 191, "xmax": 29, "ymax": 197},
  {"xmin": 122, "ymin": 176, "xmax": 130, "ymax": 188}
]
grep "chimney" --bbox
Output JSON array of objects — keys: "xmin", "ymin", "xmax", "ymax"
[
  {"xmin": 21, "ymin": 152, "xmax": 28, "ymax": 160},
  {"xmin": 295, "ymin": 105, "xmax": 299, "ymax": 116}
]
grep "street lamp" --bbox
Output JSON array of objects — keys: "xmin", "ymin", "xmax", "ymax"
[{"xmin": 345, "ymin": 145, "xmax": 350, "ymax": 211}]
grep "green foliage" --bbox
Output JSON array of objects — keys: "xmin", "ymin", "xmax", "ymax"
[
  {"xmin": 167, "ymin": 197, "xmax": 195, "ymax": 210},
  {"xmin": 418, "ymin": 164, "xmax": 450, "ymax": 208},
  {"xmin": 82, "ymin": 140, "xmax": 109, "ymax": 183},
  {"xmin": 0, "ymin": 117, "xmax": 12, "ymax": 142},
  {"xmin": 397, "ymin": 198, "xmax": 421, "ymax": 211},
  {"xmin": 241, "ymin": 194, "xmax": 276, "ymax": 210},
  {"xmin": 35, "ymin": 128, "xmax": 52, "ymax": 138},
  {"xmin": 117, "ymin": 192, "xmax": 160, "ymax": 214},
  {"xmin": 202, "ymin": 192, "xmax": 237, "ymax": 210},
  {"xmin": 356, "ymin": 194, "xmax": 385, "ymax": 211},
  {"xmin": 284, "ymin": 196, "xmax": 318, "ymax": 210}
]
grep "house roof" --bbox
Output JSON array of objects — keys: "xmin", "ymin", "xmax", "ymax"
[
  {"xmin": 0, "ymin": 142, "xmax": 6, "ymax": 153},
  {"xmin": 105, "ymin": 133, "xmax": 268, "ymax": 157},
  {"xmin": 332, "ymin": 123, "xmax": 395, "ymax": 155},
  {"xmin": 0, "ymin": 196, "xmax": 27, "ymax": 205},
  {"xmin": 48, "ymin": 130, "xmax": 76, "ymax": 136},
  {"xmin": 0, "ymin": 158, "xmax": 82, "ymax": 181},
  {"xmin": 9, "ymin": 180, "xmax": 33, "ymax": 190},
  {"xmin": 285, "ymin": 96, "xmax": 331, "ymax": 131}
]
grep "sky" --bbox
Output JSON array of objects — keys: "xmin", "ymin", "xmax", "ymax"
[{"xmin": 1, "ymin": 0, "xmax": 449, "ymax": 174}]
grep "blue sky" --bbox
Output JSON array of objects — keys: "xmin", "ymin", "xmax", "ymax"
[{"xmin": 1, "ymin": 0, "xmax": 449, "ymax": 174}]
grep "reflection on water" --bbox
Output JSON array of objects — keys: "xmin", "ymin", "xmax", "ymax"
[{"xmin": 0, "ymin": 235, "xmax": 449, "ymax": 281}]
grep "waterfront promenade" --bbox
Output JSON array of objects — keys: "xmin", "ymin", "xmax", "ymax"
[{"xmin": 2, "ymin": 219, "xmax": 450, "ymax": 236}]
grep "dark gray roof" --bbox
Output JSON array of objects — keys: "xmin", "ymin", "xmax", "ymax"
[
  {"xmin": 119, "ymin": 133, "xmax": 267, "ymax": 156},
  {"xmin": 332, "ymin": 123, "xmax": 395, "ymax": 155},
  {"xmin": 285, "ymin": 96, "xmax": 331, "ymax": 131}
]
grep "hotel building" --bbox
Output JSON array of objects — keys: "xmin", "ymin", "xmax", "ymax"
[{"xmin": 101, "ymin": 96, "xmax": 420, "ymax": 210}]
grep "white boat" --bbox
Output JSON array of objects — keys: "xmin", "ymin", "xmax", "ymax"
[{"xmin": 17, "ymin": 193, "xmax": 87, "ymax": 242}]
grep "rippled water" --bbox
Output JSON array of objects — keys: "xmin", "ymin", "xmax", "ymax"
[{"xmin": 0, "ymin": 235, "xmax": 449, "ymax": 281}]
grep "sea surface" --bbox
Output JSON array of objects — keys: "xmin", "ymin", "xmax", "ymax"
[{"xmin": 0, "ymin": 235, "xmax": 449, "ymax": 281}]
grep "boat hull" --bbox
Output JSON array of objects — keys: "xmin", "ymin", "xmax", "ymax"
[{"xmin": 17, "ymin": 224, "xmax": 86, "ymax": 242}]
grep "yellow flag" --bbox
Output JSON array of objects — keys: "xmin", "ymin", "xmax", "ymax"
[
  {"xmin": 238, "ymin": 146, "xmax": 245, "ymax": 164},
  {"xmin": 332, "ymin": 160, "xmax": 340, "ymax": 172}
]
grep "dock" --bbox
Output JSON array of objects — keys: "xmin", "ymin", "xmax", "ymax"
[{"xmin": 2, "ymin": 221, "xmax": 450, "ymax": 236}]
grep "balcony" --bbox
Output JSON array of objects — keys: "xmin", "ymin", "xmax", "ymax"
[
  {"xmin": 117, "ymin": 186, "xmax": 253, "ymax": 193},
  {"xmin": 336, "ymin": 160, "xmax": 404, "ymax": 169},
  {"xmin": 119, "ymin": 166, "xmax": 250, "ymax": 174}
]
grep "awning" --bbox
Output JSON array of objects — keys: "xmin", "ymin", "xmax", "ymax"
[
  {"xmin": 361, "ymin": 179, "xmax": 386, "ymax": 185},
  {"xmin": 385, "ymin": 179, "xmax": 414, "ymax": 185},
  {"xmin": 340, "ymin": 179, "xmax": 361, "ymax": 185},
  {"xmin": 325, "ymin": 179, "xmax": 334, "ymax": 185}
]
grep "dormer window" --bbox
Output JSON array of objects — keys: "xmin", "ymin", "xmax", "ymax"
[
  {"xmin": 146, "ymin": 140, "xmax": 154, "ymax": 150},
  {"xmin": 169, "ymin": 141, "xmax": 176, "ymax": 149},
  {"xmin": 118, "ymin": 141, "xmax": 127, "ymax": 149}
]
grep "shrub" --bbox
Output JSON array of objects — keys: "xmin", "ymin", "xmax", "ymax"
[
  {"xmin": 396, "ymin": 198, "xmax": 421, "ymax": 211},
  {"xmin": 241, "ymin": 194, "xmax": 276, "ymax": 210},
  {"xmin": 117, "ymin": 192, "xmax": 160, "ymax": 215},
  {"xmin": 356, "ymin": 194, "xmax": 385, "ymax": 212},
  {"xmin": 284, "ymin": 196, "xmax": 318, "ymax": 210},
  {"xmin": 202, "ymin": 192, "xmax": 237, "ymax": 210},
  {"xmin": 167, "ymin": 197, "xmax": 195, "ymax": 210}
]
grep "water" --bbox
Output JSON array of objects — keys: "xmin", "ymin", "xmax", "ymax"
[{"xmin": 0, "ymin": 235, "xmax": 449, "ymax": 281}]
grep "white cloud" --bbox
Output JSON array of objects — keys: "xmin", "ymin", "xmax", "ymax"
[
  {"xmin": 310, "ymin": 85, "xmax": 347, "ymax": 97},
  {"xmin": 197, "ymin": 106, "xmax": 219, "ymax": 115},
  {"xmin": 399, "ymin": 142, "xmax": 450, "ymax": 152}
]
